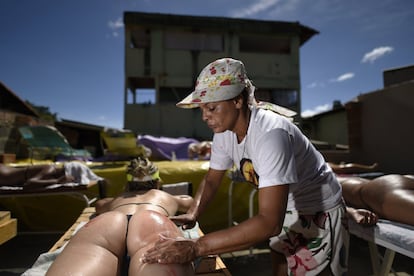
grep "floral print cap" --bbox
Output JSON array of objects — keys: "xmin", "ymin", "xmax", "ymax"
[{"xmin": 177, "ymin": 58, "xmax": 252, "ymax": 108}]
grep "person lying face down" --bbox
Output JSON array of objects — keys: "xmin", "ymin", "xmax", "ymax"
[
  {"xmin": 46, "ymin": 157, "xmax": 195, "ymax": 276},
  {"xmin": 339, "ymin": 174, "xmax": 414, "ymax": 226},
  {"xmin": 0, "ymin": 161, "xmax": 104, "ymax": 189}
]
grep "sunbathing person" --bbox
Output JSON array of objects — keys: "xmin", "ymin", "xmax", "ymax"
[
  {"xmin": 339, "ymin": 174, "xmax": 414, "ymax": 226},
  {"xmin": 0, "ymin": 161, "xmax": 104, "ymax": 190},
  {"xmin": 46, "ymin": 157, "xmax": 195, "ymax": 276}
]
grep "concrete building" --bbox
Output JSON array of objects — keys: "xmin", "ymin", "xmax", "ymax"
[
  {"xmin": 123, "ymin": 11, "xmax": 318, "ymax": 140},
  {"xmin": 301, "ymin": 101, "xmax": 348, "ymax": 148}
]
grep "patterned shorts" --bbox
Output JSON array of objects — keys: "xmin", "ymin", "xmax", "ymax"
[{"xmin": 269, "ymin": 203, "xmax": 349, "ymax": 276}]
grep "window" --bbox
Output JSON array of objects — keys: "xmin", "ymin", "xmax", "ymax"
[
  {"xmin": 127, "ymin": 88, "xmax": 156, "ymax": 104},
  {"xmin": 239, "ymin": 35, "xmax": 291, "ymax": 54},
  {"xmin": 136, "ymin": 89, "xmax": 155, "ymax": 104},
  {"xmin": 164, "ymin": 31, "xmax": 223, "ymax": 52},
  {"xmin": 271, "ymin": 89, "xmax": 298, "ymax": 107}
]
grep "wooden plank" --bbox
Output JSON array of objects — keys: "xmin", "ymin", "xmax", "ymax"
[
  {"xmin": 48, "ymin": 207, "xmax": 95, "ymax": 252},
  {"xmin": 0, "ymin": 211, "xmax": 17, "ymax": 245},
  {"xmin": 0, "ymin": 211, "xmax": 11, "ymax": 223}
]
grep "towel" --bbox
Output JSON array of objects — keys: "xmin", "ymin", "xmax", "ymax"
[
  {"xmin": 21, "ymin": 221, "xmax": 87, "ymax": 276},
  {"xmin": 64, "ymin": 162, "xmax": 103, "ymax": 185}
]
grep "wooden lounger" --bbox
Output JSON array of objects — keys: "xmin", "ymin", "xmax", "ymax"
[
  {"xmin": 49, "ymin": 207, "xmax": 231, "ymax": 275},
  {"xmin": 0, "ymin": 182, "xmax": 101, "ymax": 207},
  {"xmin": 0, "ymin": 211, "xmax": 17, "ymax": 245}
]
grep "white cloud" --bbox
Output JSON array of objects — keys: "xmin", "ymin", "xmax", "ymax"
[
  {"xmin": 361, "ymin": 46, "xmax": 394, "ymax": 63},
  {"xmin": 301, "ymin": 104, "xmax": 332, "ymax": 118},
  {"xmin": 301, "ymin": 103, "xmax": 332, "ymax": 118},
  {"xmin": 331, "ymin": 72, "xmax": 355, "ymax": 82},
  {"xmin": 108, "ymin": 17, "xmax": 124, "ymax": 37},
  {"xmin": 108, "ymin": 17, "xmax": 123, "ymax": 30},
  {"xmin": 230, "ymin": 0, "xmax": 281, "ymax": 17},
  {"xmin": 306, "ymin": 81, "xmax": 325, "ymax": 89}
]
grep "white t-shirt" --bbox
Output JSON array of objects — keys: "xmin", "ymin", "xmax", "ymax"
[{"xmin": 210, "ymin": 107, "xmax": 342, "ymax": 213}]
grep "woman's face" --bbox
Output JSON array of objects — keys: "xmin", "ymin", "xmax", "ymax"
[{"xmin": 199, "ymin": 100, "xmax": 240, "ymax": 133}]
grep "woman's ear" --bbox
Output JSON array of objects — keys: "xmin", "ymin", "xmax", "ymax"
[{"xmin": 233, "ymin": 95, "xmax": 244, "ymax": 109}]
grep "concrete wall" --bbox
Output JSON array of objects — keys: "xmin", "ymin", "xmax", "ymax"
[
  {"xmin": 124, "ymin": 103, "xmax": 213, "ymax": 140},
  {"xmin": 348, "ymin": 81, "xmax": 414, "ymax": 174},
  {"xmin": 302, "ymin": 108, "xmax": 348, "ymax": 147},
  {"xmin": 315, "ymin": 111, "xmax": 348, "ymax": 146},
  {"xmin": 383, "ymin": 64, "xmax": 414, "ymax": 87}
]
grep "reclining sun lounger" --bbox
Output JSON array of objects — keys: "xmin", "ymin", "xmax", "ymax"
[
  {"xmin": 0, "ymin": 178, "xmax": 105, "ymax": 232},
  {"xmin": 100, "ymin": 128, "xmax": 151, "ymax": 161},
  {"xmin": 0, "ymin": 181, "xmax": 103, "ymax": 208},
  {"xmin": 348, "ymin": 218, "xmax": 414, "ymax": 276}
]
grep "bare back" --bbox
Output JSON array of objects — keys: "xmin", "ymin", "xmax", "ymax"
[{"xmin": 95, "ymin": 189, "xmax": 192, "ymax": 216}]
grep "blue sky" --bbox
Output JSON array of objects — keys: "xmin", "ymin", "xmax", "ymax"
[{"xmin": 1, "ymin": 0, "xmax": 413, "ymax": 129}]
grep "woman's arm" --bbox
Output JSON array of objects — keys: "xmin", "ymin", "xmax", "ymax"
[
  {"xmin": 169, "ymin": 168, "xmax": 225, "ymax": 227},
  {"xmin": 143, "ymin": 184, "xmax": 289, "ymax": 263},
  {"xmin": 195, "ymin": 184, "xmax": 288, "ymax": 255}
]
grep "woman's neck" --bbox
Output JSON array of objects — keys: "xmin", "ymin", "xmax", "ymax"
[{"xmin": 235, "ymin": 108, "xmax": 251, "ymax": 143}]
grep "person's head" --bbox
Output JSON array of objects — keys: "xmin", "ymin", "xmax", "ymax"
[
  {"xmin": 126, "ymin": 156, "xmax": 161, "ymax": 192},
  {"xmin": 177, "ymin": 58, "xmax": 254, "ymax": 133}
]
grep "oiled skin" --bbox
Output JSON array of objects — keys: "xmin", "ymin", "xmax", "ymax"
[
  {"xmin": 339, "ymin": 174, "xmax": 414, "ymax": 226},
  {"xmin": 47, "ymin": 189, "xmax": 195, "ymax": 276}
]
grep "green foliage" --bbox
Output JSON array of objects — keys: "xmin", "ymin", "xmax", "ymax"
[{"xmin": 25, "ymin": 100, "xmax": 58, "ymax": 123}]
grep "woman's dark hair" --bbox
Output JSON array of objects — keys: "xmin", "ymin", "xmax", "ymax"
[{"xmin": 239, "ymin": 88, "xmax": 250, "ymax": 110}]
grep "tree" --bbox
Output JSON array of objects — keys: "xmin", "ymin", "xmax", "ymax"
[{"xmin": 25, "ymin": 100, "xmax": 58, "ymax": 123}]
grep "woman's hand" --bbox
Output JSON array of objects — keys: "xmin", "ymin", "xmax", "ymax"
[
  {"xmin": 142, "ymin": 235, "xmax": 198, "ymax": 264},
  {"xmin": 347, "ymin": 207, "xmax": 378, "ymax": 226}
]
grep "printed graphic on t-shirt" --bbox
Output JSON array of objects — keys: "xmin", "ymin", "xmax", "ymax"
[{"xmin": 240, "ymin": 158, "xmax": 259, "ymax": 187}]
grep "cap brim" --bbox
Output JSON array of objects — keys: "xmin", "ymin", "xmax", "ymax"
[
  {"xmin": 176, "ymin": 84, "xmax": 245, "ymax": 109},
  {"xmin": 176, "ymin": 93, "xmax": 200, "ymax": 109}
]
